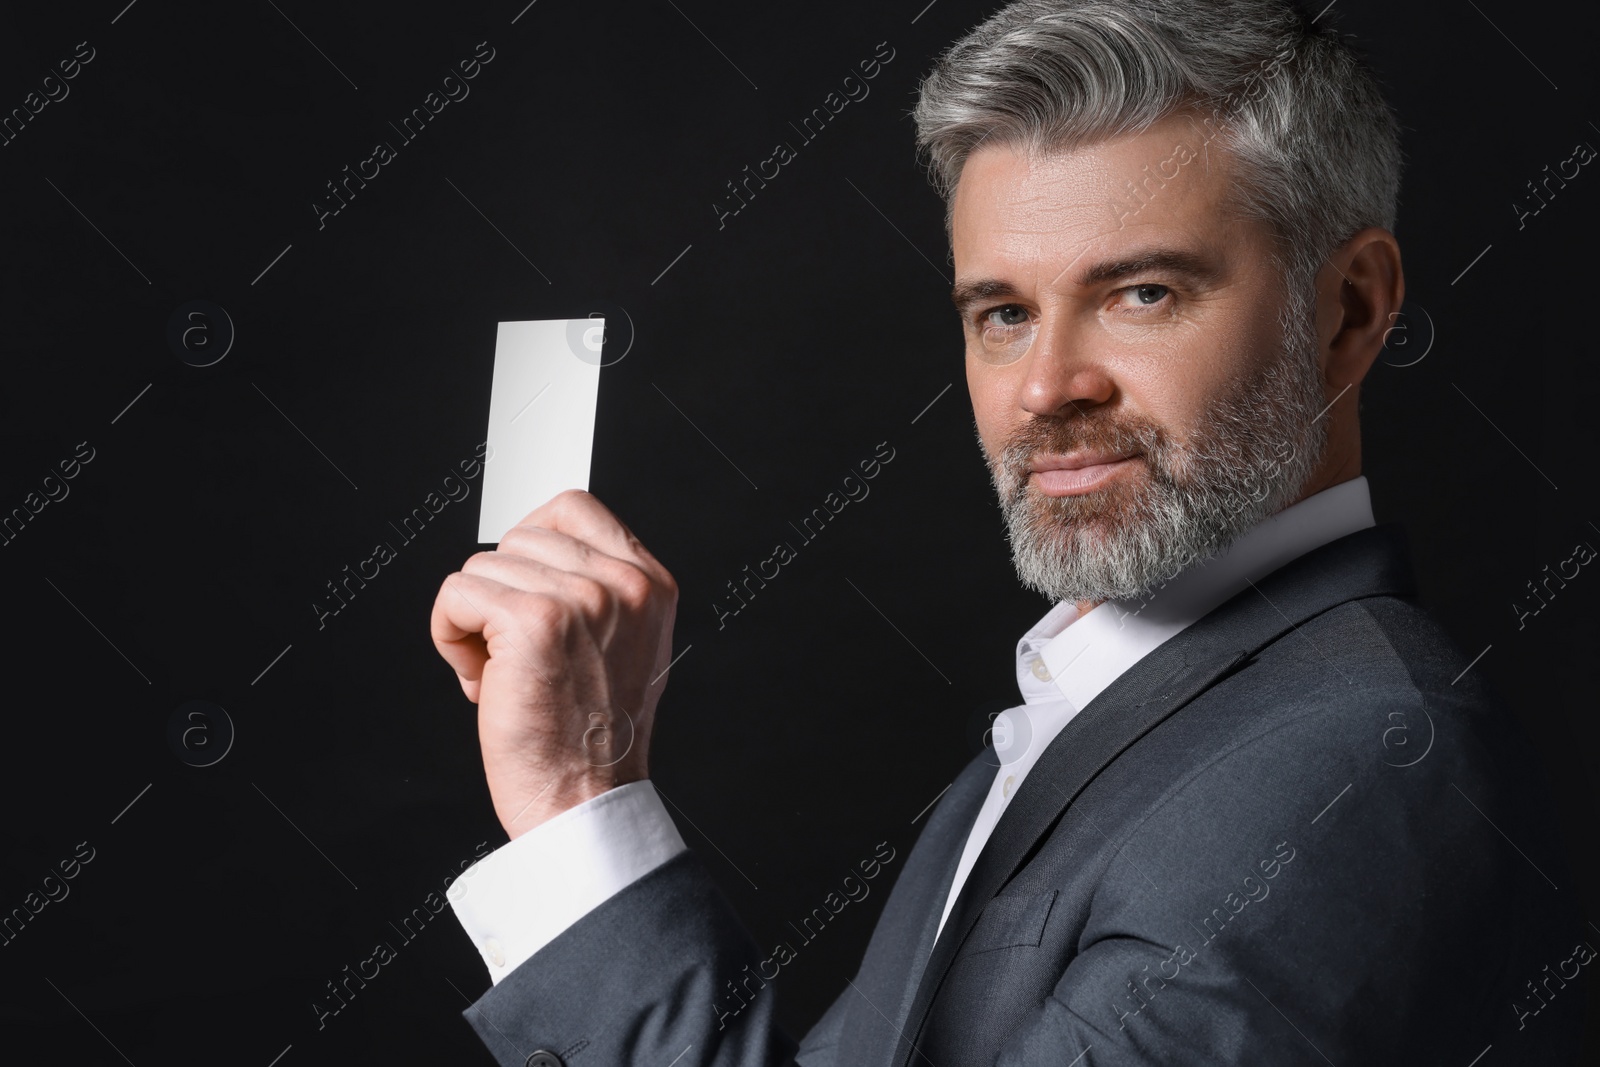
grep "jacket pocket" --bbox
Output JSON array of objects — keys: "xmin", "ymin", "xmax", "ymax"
[{"xmin": 954, "ymin": 887, "xmax": 1059, "ymax": 959}]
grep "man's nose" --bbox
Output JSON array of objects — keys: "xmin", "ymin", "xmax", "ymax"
[{"xmin": 1017, "ymin": 316, "xmax": 1116, "ymax": 418}]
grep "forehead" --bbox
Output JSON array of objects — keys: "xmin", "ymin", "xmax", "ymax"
[{"xmin": 950, "ymin": 113, "xmax": 1250, "ymax": 274}]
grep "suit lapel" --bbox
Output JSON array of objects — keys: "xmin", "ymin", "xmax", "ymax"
[
  {"xmin": 889, "ymin": 523, "xmax": 1417, "ymax": 1067},
  {"xmin": 837, "ymin": 751, "xmax": 993, "ymax": 1067}
]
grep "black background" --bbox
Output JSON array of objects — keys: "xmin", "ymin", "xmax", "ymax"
[{"xmin": 1, "ymin": 0, "xmax": 1596, "ymax": 1062}]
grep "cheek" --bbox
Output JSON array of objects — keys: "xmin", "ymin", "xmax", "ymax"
[
  {"xmin": 1116, "ymin": 311, "xmax": 1271, "ymax": 436},
  {"xmin": 965, "ymin": 363, "xmax": 1007, "ymax": 453},
  {"xmin": 1104, "ymin": 335, "xmax": 1200, "ymax": 432}
]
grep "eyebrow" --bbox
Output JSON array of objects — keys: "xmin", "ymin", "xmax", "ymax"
[{"xmin": 950, "ymin": 247, "xmax": 1224, "ymax": 317}]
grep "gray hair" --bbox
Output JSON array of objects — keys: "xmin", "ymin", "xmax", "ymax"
[{"xmin": 912, "ymin": 0, "xmax": 1403, "ymax": 288}]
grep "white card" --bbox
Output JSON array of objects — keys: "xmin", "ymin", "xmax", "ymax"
[{"xmin": 477, "ymin": 318, "xmax": 603, "ymax": 544}]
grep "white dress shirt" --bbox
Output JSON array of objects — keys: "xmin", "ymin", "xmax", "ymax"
[{"xmin": 452, "ymin": 476, "xmax": 1376, "ymax": 980}]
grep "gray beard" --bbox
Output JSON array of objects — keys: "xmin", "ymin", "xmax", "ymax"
[{"xmin": 984, "ymin": 288, "xmax": 1330, "ymax": 606}]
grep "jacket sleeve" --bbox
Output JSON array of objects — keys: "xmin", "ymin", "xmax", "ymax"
[
  {"xmin": 450, "ymin": 781, "xmax": 689, "ymax": 983},
  {"xmin": 462, "ymin": 849, "xmax": 811, "ymax": 1066}
]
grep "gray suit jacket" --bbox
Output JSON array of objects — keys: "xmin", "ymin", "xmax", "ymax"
[{"xmin": 461, "ymin": 524, "xmax": 1587, "ymax": 1065}]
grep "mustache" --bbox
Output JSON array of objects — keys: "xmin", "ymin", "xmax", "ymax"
[{"xmin": 997, "ymin": 416, "xmax": 1172, "ymax": 476}]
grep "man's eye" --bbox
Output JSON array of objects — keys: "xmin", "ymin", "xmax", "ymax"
[
  {"xmin": 984, "ymin": 305, "xmax": 1030, "ymax": 327},
  {"xmin": 974, "ymin": 304, "xmax": 1036, "ymax": 365},
  {"xmin": 1115, "ymin": 283, "xmax": 1172, "ymax": 309}
]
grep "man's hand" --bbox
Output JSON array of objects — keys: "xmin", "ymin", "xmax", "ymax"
[{"xmin": 430, "ymin": 490, "xmax": 679, "ymax": 839}]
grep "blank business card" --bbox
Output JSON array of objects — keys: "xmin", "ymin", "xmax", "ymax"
[{"xmin": 477, "ymin": 318, "xmax": 602, "ymax": 544}]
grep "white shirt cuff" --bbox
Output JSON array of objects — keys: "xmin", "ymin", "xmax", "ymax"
[{"xmin": 448, "ymin": 780, "xmax": 686, "ymax": 984}]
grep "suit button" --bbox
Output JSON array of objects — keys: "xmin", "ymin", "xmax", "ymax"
[{"xmin": 525, "ymin": 1053, "xmax": 564, "ymax": 1067}]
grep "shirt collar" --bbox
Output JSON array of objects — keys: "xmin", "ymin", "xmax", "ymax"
[{"xmin": 1015, "ymin": 476, "xmax": 1376, "ymax": 709}]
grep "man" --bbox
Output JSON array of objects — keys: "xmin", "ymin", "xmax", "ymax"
[{"xmin": 430, "ymin": 0, "xmax": 1587, "ymax": 1063}]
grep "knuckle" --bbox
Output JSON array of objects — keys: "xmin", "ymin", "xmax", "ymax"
[
  {"xmin": 570, "ymin": 576, "xmax": 612, "ymax": 617},
  {"xmin": 497, "ymin": 524, "xmax": 538, "ymax": 552},
  {"xmin": 519, "ymin": 593, "xmax": 570, "ymax": 642},
  {"xmin": 461, "ymin": 550, "xmax": 498, "ymax": 572},
  {"xmin": 612, "ymin": 564, "xmax": 655, "ymax": 609}
]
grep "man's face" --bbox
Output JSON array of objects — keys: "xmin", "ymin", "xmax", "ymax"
[{"xmin": 953, "ymin": 112, "xmax": 1332, "ymax": 607}]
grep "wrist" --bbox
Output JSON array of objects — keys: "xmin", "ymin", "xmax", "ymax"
[{"xmin": 495, "ymin": 769, "xmax": 646, "ymax": 840}]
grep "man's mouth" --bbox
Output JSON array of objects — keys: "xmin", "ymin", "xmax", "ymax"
[{"xmin": 1027, "ymin": 451, "xmax": 1140, "ymax": 497}]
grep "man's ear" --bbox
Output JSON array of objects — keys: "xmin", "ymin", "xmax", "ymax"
[{"xmin": 1314, "ymin": 226, "xmax": 1405, "ymax": 391}]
